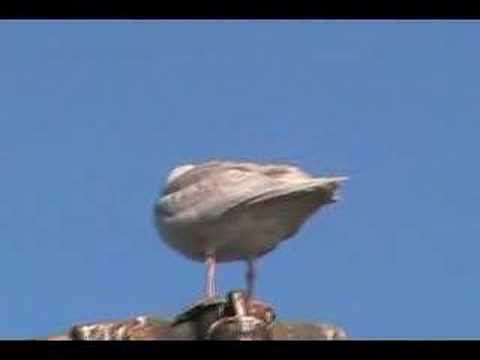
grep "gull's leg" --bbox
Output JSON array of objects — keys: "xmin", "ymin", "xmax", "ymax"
[
  {"xmin": 246, "ymin": 258, "xmax": 256, "ymax": 301},
  {"xmin": 205, "ymin": 254, "xmax": 216, "ymax": 298},
  {"xmin": 244, "ymin": 259, "xmax": 273, "ymax": 317}
]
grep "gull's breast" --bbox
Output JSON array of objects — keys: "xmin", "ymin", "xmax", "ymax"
[{"xmin": 155, "ymin": 185, "xmax": 332, "ymax": 263}]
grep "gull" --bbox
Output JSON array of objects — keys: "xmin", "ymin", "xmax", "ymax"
[{"xmin": 153, "ymin": 160, "xmax": 347, "ymax": 300}]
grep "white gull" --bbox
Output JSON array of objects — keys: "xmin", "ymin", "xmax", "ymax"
[{"xmin": 154, "ymin": 160, "xmax": 347, "ymax": 299}]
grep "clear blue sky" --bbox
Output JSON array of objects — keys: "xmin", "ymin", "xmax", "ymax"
[{"xmin": 1, "ymin": 21, "xmax": 479, "ymax": 339}]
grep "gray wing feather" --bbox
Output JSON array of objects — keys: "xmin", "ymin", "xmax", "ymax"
[{"xmin": 157, "ymin": 161, "xmax": 346, "ymax": 223}]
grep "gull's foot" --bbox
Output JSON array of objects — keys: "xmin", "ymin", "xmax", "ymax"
[
  {"xmin": 245, "ymin": 299, "xmax": 276, "ymax": 324},
  {"xmin": 171, "ymin": 289, "xmax": 277, "ymax": 340},
  {"xmin": 206, "ymin": 290, "xmax": 276, "ymax": 340},
  {"xmin": 222, "ymin": 290, "xmax": 276, "ymax": 324}
]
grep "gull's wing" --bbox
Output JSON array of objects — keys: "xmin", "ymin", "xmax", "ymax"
[
  {"xmin": 156, "ymin": 162, "xmax": 282, "ymax": 221},
  {"xmin": 239, "ymin": 177, "xmax": 348, "ymax": 205},
  {"xmin": 219, "ymin": 176, "xmax": 348, "ymax": 216},
  {"xmin": 156, "ymin": 161, "xmax": 347, "ymax": 223}
]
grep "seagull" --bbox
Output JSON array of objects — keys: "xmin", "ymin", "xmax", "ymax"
[{"xmin": 153, "ymin": 160, "xmax": 347, "ymax": 300}]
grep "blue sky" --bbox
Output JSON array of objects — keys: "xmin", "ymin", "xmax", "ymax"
[{"xmin": 1, "ymin": 21, "xmax": 479, "ymax": 339}]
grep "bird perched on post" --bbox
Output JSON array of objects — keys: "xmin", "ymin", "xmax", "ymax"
[{"xmin": 153, "ymin": 160, "xmax": 347, "ymax": 300}]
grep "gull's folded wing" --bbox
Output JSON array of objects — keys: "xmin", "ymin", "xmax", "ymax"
[{"xmin": 218, "ymin": 176, "xmax": 348, "ymax": 216}]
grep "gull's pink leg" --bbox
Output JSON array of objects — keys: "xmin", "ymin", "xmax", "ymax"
[
  {"xmin": 246, "ymin": 258, "xmax": 256, "ymax": 300},
  {"xmin": 205, "ymin": 254, "xmax": 216, "ymax": 298}
]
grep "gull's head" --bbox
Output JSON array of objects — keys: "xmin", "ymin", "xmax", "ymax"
[{"xmin": 166, "ymin": 164, "xmax": 196, "ymax": 185}]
